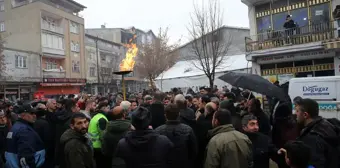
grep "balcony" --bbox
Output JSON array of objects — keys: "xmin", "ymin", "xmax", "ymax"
[
  {"xmin": 42, "ymin": 47, "xmax": 65, "ymax": 56},
  {"xmin": 43, "ymin": 70, "xmax": 66, "ymax": 78},
  {"xmin": 241, "ymin": 0, "xmax": 271, "ymax": 6},
  {"xmin": 41, "ymin": 22, "xmax": 64, "ymax": 35},
  {"xmin": 245, "ymin": 21, "xmax": 339, "ymax": 53}
]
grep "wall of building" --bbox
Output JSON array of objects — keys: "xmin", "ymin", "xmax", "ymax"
[
  {"xmin": 85, "ymin": 29, "xmax": 122, "ymax": 43},
  {"xmin": 2, "ymin": 49, "xmax": 41, "ymax": 82}
]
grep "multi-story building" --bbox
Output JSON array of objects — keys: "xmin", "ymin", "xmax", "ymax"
[
  {"xmin": 0, "ymin": 0, "xmax": 86, "ymax": 100},
  {"xmin": 85, "ymin": 34, "xmax": 124, "ymax": 95},
  {"xmin": 242, "ymin": 0, "xmax": 340, "ymax": 83},
  {"xmin": 85, "ymin": 26, "xmax": 154, "ymax": 92}
]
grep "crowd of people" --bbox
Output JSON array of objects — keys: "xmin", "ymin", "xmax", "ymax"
[{"xmin": 0, "ymin": 86, "xmax": 339, "ymax": 168}]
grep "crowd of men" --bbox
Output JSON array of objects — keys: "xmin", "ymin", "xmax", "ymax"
[{"xmin": 0, "ymin": 86, "xmax": 339, "ymax": 168}]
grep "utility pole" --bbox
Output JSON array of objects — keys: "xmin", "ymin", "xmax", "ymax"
[{"xmin": 95, "ymin": 36, "xmax": 100, "ymax": 87}]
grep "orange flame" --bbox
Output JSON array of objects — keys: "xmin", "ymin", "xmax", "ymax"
[{"xmin": 120, "ymin": 34, "xmax": 138, "ymax": 71}]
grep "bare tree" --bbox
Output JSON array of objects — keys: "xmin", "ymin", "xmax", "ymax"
[
  {"xmin": 135, "ymin": 27, "xmax": 180, "ymax": 90},
  {"xmin": 188, "ymin": 0, "xmax": 232, "ymax": 89}
]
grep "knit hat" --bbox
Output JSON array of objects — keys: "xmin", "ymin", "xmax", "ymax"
[{"xmin": 131, "ymin": 106, "xmax": 151, "ymax": 130}]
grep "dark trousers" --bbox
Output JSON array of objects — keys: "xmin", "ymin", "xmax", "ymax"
[{"xmin": 94, "ymin": 148, "xmax": 111, "ymax": 168}]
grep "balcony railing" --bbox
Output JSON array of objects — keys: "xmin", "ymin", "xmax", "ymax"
[
  {"xmin": 43, "ymin": 70, "xmax": 66, "ymax": 78},
  {"xmin": 245, "ymin": 21, "xmax": 338, "ymax": 52},
  {"xmin": 42, "ymin": 47, "xmax": 65, "ymax": 56},
  {"xmin": 41, "ymin": 22, "xmax": 64, "ymax": 35}
]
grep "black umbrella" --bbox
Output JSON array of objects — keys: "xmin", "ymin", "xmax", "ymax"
[{"xmin": 218, "ymin": 72, "xmax": 287, "ymax": 101}]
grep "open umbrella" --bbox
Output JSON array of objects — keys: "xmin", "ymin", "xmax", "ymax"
[{"xmin": 218, "ymin": 72, "xmax": 288, "ymax": 101}]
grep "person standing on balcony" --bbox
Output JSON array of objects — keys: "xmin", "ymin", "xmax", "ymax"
[{"xmin": 284, "ymin": 15, "xmax": 296, "ymax": 44}]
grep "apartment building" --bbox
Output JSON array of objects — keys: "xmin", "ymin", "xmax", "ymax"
[
  {"xmin": 0, "ymin": 0, "xmax": 86, "ymax": 100},
  {"xmin": 85, "ymin": 34, "xmax": 124, "ymax": 95},
  {"xmin": 86, "ymin": 26, "xmax": 154, "ymax": 92},
  {"xmin": 242, "ymin": 0, "xmax": 340, "ymax": 83}
]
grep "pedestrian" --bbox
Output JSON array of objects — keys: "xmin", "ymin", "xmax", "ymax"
[
  {"xmin": 295, "ymin": 98, "xmax": 339, "ymax": 168},
  {"xmin": 60, "ymin": 112, "xmax": 94, "ymax": 168},
  {"xmin": 278, "ymin": 141, "xmax": 314, "ymax": 168},
  {"xmin": 155, "ymin": 103, "xmax": 198, "ymax": 168},
  {"xmin": 0, "ymin": 109, "xmax": 8, "ymax": 168},
  {"xmin": 101, "ymin": 106, "xmax": 132, "ymax": 168},
  {"xmin": 116, "ymin": 106, "xmax": 174, "ymax": 168},
  {"xmin": 149, "ymin": 92, "xmax": 166, "ymax": 129},
  {"xmin": 5, "ymin": 104, "xmax": 45, "ymax": 168},
  {"xmin": 88, "ymin": 102, "xmax": 109, "ymax": 168},
  {"xmin": 205, "ymin": 109, "xmax": 253, "ymax": 168}
]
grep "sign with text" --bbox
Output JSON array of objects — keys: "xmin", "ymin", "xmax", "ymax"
[
  {"xmin": 43, "ymin": 78, "xmax": 86, "ymax": 83},
  {"xmin": 257, "ymin": 51, "xmax": 335, "ymax": 64}
]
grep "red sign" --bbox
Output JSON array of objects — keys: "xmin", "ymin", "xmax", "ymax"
[
  {"xmin": 40, "ymin": 83, "xmax": 86, "ymax": 86},
  {"xmin": 43, "ymin": 78, "xmax": 86, "ymax": 83}
]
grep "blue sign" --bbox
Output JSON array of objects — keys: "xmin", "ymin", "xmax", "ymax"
[
  {"xmin": 302, "ymin": 85, "xmax": 329, "ymax": 96},
  {"xmin": 293, "ymin": 103, "xmax": 338, "ymax": 111}
]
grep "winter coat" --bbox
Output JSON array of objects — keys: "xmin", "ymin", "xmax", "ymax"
[
  {"xmin": 179, "ymin": 108, "xmax": 196, "ymax": 129},
  {"xmin": 244, "ymin": 131, "xmax": 280, "ymax": 168},
  {"xmin": 5, "ymin": 119, "xmax": 46, "ymax": 168},
  {"xmin": 0, "ymin": 125, "xmax": 8, "ymax": 167},
  {"xmin": 195, "ymin": 113, "xmax": 213, "ymax": 168},
  {"xmin": 34, "ymin": 117, "xmax": 54, "ymax": 168},
  {"xmin": 59, "ymin": 129, "xmax": 94, "ymax": 168},
  {"xmin": 155, "ymin": 120, "xmax": 198, "ymax": 168},
  {"xmin": 149, "ymin": 101, "xmax": 166, "ymax": 129},
  {"xmin": 116, "ymin": 129, "xmax": 174, "ymax": 168},
  {"xmin": 204, "ymin": 124, "xmax": 253, "ymax": 168},
  {"xmin": 297, "ymin": 117, "xmax": 338, "ymax": 168},
  {"xmin": 54, "ymin": 110, "xmax": 73, "ymax": 165},
  {"xmin": 101, "ymin": 119, "xmax": 131, "ymax": 168}
]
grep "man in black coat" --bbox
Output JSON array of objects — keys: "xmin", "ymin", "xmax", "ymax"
[
  {"xmin": 116, "ymin": 106, "xmax": 173, "ymax": 168},
  {"xmin": 241, "ymin": 114, "xmax": 280, "ymax": 168},
  {"xmin": 155, "ymin": 104, "xmax": 198, "ymax": 168},
  {"xmin": 295, "ymin": 99, "xmax": 339, "ymax": 168},
  {"xmin": 149, "ymin": 92, "xmax": 166, "ymax": 129}
]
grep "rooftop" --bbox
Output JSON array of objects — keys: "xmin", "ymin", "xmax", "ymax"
[{"xmin": 157, "ymin": 54, "xmax": 251, "ymax": 80}]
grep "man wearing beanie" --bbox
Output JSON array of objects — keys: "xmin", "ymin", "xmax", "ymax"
[{"xmin": 116, "ymin": 106, "xmax": 174, "ymax": 168}]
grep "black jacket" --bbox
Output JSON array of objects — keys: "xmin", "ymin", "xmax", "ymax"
[
  {"xmin": 195, "ymin": 113, "xmax": 213, "ymax": 168},
  {"xmin": 149, "ymin": 101, "xmax": 166, "ymax": 129},
  {"xmin": 155, "ymin": 120, "xmax": 198, "ymax": 168},
  {"xmin": 101, "ymin": 120, "xmax": 131, "ymax": 168},
  {"xmin": 244, "ymin": 131, "xmax": 280, "ymax": 168},
  {"xmin": 59, "ymin": 129, "xmax": 94, "ymax": 168},
  {"xmin": 0, "ymin": 125, "xmax": 8, "ymax": 167},
  {"xmin": 297, "ymin": 117, "xmax": 338, "ymax": 168},
  {"xmin": 34, "ymin": 117, "xmax": 54, "ymax": 167},
  {"xmin": 179, "ymin": 108, "xmax": 196, "ymax": 129},
  {"xmin": 116, "ymin": 129, "xmax": 173, "ymax": 168}
]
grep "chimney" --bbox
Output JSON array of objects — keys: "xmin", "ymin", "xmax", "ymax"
[{"xmin": 101, "ymin": 25, "xmax": 106, "ymax": 28}]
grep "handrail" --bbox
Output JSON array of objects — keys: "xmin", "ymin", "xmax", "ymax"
[{"xmin": 245, "ymin": 20, "xmax": 338, "ymax": 52}]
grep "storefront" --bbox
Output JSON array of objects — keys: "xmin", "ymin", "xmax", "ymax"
[
  {"xmin": 0, "ymin": 83, "xmax": 37, "ymax": 101},
  {"xmin": 252, "ymin": 50, "xmax": 336, "ymax": 83},
  {"xmin": 36, "ymin": 78, "xmax": 86, "ymax": 99}
]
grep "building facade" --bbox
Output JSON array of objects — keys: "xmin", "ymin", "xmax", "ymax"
[
  {"xmin": 242, "ymin": 0, "xmax": 340, "ymax": 83},
  {"xmin": 0, "ymin": 0, "xmax": 86, "ymax": 100},
  {"xmin": 85, "ymin": 26, "xmax": 153, "ymax": 92},
  {"xmin": 85, "ymin": 34, "xmax": 124, "ymax": 95}
]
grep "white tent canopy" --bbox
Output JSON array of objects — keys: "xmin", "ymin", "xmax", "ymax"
[{"xmin": 155, "ymin": 54, "xmax": 251, "ymax": 92}]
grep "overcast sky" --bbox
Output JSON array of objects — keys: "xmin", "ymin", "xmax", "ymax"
[{"xmin": 80, "ymin": 0, "xmax": 249, "ymax": 44}]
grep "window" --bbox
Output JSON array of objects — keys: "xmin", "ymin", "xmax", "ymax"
[
  {"xmin": 291, "ymin": 8, "xmax": 308, "ymax": 27},
  {"xmin": 310, "ymin": 3, "xmax": 330, "ymax": 24},
  {"xmin": 0, "ymin": 1, "xmax": 4, "ymax": 11},
  {"xmin": 42, "ymin": 33, "xmax": 64, "ymax": 50},
  {"xmin": 70, "ymin": 21, "xmax": 79, "ymax": 34},
  {"xmin": 90, "ymin": 67, "xmax": 96, "ymax": 77},
  {"xmin": 72, "ymin": 60, "xmax": 80, "ymax": 72},
  {"xmin": 256, "ymin": 16, "xmax": 271, "ymax": 33},
  {"xmin": 0, "ymin": 22, "xmax": 4, "ymax": 32},
  {"xmin": 46, "ymin": 60, "xmax": 58, "ymax": 70},
  {"xmin": 71, "ymin": 41, "xmax": 79, "ymax": 52},
  {"xmin": 15, "ymin": 55, "xmax": 27, "ymax": 68},
  {"xmin": 272, "ymin": 12, "xmax": 288, "ymax": 30},
  {"xmin": 100, "ymin": 54, "xmax": 106, "ymax": 61}
]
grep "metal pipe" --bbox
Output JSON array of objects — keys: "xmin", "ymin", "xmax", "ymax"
[
  {"xmin": 122, "ymin": 75, "xmax": 126, "ymax": 100},
  {"xmin": 95, "ymin": 36, "xmax": 100, "ymax": 85}
]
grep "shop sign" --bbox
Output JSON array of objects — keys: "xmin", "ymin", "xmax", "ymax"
[
  {"xmin": 40, "ymin": 83, "xmax": 86, "ymax": 86},
  {"xmin": 43, "ymin": 78, "xmax": 86, "ymax": 83},
  {"xmin": 257, "ymin": 51, "xmax": 335, "ymax": 64}
]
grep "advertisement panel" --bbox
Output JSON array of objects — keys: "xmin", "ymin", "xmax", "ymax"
[{"xmin": 292, "ymin": 81, "xmax": 336, "ymax": 100}]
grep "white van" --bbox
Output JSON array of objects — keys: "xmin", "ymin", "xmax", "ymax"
[{"xmin": 288, "ymin": 76, "xmax": 340, "ymax": 119}]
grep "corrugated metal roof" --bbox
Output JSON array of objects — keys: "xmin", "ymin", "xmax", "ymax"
[{"xmin": 157, "ymin": 54, "xmax": 251, "ymax": 80}]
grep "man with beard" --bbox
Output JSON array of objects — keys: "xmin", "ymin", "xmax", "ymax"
[
  {"xmin": 81, "ymin": 100, "xmax": 96, "ymax": 120},
  {"xmin": 5, "ymin": 104, "xmax": 45, "ymax": 168},
  {"xmin": 60, "ymin": 113, "xmax": 94, "ymax": 168},
  {"xmin": 295, "ymin": 98, "xmax": 339, "ymax": 168}
]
